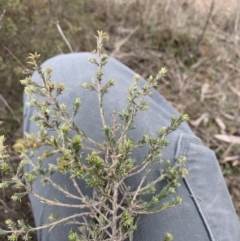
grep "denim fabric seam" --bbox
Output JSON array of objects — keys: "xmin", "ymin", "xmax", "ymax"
[{"xmin": 177, "ymin": 134, "xmax": 216, "ymax": 241}]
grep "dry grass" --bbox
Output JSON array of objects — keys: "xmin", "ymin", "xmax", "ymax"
[{"xmin": 0, "ymin": 0, "xmax": 240, "ymax": 239}]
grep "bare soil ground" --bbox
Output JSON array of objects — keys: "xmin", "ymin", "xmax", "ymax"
[{"xmin": 0, "ymin": 0, "xmax": 240, "ymax": 240}]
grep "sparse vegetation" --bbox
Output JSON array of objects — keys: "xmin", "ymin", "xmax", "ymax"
[{"xmin": 0, "ymin": 0, "xmax": 240, "ymax": 240}]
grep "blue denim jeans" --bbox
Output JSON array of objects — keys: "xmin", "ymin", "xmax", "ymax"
[{"xmin": 24, "ymin": 53, "xmax": 240, "ymax": 241}]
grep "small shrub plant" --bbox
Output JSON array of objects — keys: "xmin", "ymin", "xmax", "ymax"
[{"xmin": 0, "ymin": 31, "xmax": 188, "ymax": 241}]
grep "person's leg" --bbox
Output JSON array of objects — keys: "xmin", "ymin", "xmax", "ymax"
[{"xmin": 24, "ymin": 52, "xmax": 240, "ymax": 241}]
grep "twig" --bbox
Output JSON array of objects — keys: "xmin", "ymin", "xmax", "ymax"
[
  {"xmin": 56, "ymin": 21, "xmax": 73, "ymax": 53},
  {"xmin": 195, "ymin": 0, "xmax": 215, "ymax": 49},
  {"xmin": 1, "ymin": 43, "xmax": 28, "ymax": 71},
  {"xmin": 0, "ymin": 198, "xmax": 13, "ymax": 213},
  {"xmin": 0, "ymin": 94, "xmax": 21, "ymax": 125},
  {"xmin": 234, "ymin": 1, "xmax": 240, "ymax": 36},
  {"xmin": 44, "ymin": 177, "xmax": 83, "ymax": 201},
  {"xmin": 0, "ymin": 9, "xmax": 6, "ymax": 29},
  {"xmin": 111, "ymin": 26, "xmax": 139, "ymax": 57}
]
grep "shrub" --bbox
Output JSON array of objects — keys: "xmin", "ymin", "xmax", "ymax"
[{"xmin": 0, "ymin": 31, "xmax": 188, "ymax": 241}]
